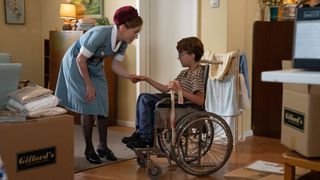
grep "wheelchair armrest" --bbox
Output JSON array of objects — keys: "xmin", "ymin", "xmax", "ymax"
[{"xmin": 156, "ymin": 98, "xmax": 203, "ymax": 110}]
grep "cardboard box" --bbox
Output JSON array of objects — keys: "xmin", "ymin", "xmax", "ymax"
[
  {"xmin": 224, "ymin": 168, "xmax": 270, "ymax": 180},
  {"xmin": 0, "ymin": 115, "xmax": 74, "ymax": 180},
  {"xmin": 282, "ymin": 90, "xmax": 320, "ymax": 157},
  {"xmin": 224, "ymin": 165, "xmax": 309, "ymax": 180},
  {"xmin": 281, "ymin": 60, "xmax": 320, "ymax": 157}
]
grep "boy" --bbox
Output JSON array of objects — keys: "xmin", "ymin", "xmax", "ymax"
[{"xmin": 123, "ymin": 37, "xmax": 205, "ymax": 149}]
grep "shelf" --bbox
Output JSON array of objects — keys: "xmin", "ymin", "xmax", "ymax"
[{"xmin": 261, "ymin": 69, "xmax": 320, "ymax": 85}]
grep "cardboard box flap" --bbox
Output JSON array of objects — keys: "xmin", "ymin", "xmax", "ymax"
[{"xmin": 224, "ymin": 160, "xmax": 310, "ymax": 180}]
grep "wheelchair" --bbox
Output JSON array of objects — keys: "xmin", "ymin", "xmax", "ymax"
[
  {"xmin": 133, "ymin": 96, "xmax": 234, "ymax": 179},
  {"xmin": 131, "ymin": 53, "xmax": 241, "ymax": 179}
]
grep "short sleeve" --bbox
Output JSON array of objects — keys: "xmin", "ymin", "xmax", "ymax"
[
  {"xmin": 114, "ymin": 43, "xmax": 128, "ymax": 61},
  {"xmin": 79, "ymin": 27, "xmax": 108, "ymax": 57}
]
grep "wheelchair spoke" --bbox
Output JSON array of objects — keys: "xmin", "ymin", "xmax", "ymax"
[{"xmin": 172, "ymin": 112, "xmax": 233, "ymax": 176}]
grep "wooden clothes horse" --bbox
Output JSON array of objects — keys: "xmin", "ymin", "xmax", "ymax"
[{"xmin": 201, "ymin": 49, "xmax": 244, "ymax": 149}]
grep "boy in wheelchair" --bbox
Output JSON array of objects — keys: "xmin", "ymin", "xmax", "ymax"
[{"xmin": 122, "ymin": 36, "xmax": 206, "ymax": 149}]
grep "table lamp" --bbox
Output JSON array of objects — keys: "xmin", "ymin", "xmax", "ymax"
[{"xmin": 60, "ymin": 3, "xmax": 76, "ymax": 30}]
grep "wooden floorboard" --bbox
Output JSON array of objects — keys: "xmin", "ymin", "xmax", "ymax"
[{"xmin": 74, "ymin": 125, "xmax": 290, "ymax": 180}]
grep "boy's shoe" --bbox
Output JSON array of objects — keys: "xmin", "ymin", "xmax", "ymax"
[
  {"xmin": 126, "ymin": 136, "xmax": 153, "ymax": 149},
  {"xmin": 121, "ymin": 131, "xmax": 139, "ymax": 144}
]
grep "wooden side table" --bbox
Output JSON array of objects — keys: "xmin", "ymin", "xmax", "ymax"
[{"xmin": 283, "ymin": 150, "xmax": 320, "ymax": 180}]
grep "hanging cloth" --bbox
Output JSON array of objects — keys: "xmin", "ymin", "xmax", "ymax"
[{"xmin": 168, "ymin": 80, "xmax": 183, "ymax": 144}]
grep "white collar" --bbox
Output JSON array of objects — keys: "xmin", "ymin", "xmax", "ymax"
[{"xmin": 111, "ymin": 25, "xmax": 122, "ymax": 52}]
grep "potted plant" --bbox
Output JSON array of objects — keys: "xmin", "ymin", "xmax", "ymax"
[{"xmin": 96, "ymin": 16, "xmax": 111, "ymax": 26}]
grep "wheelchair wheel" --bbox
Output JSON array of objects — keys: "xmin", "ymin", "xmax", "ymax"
[
  {"xmin": 137, "ymin": 156, "xmax": 146, "ymax": 168},
  {"xmin": 146, "ymin": 164, "xmax": 161, "ymax": 180},
  {"xmin": 157, "ymin": 128, "xmax": 172, "ymax": 155},
  {"xmin": 172, "ymin": 111, "xmax": 233, "ymax": 176},
  {"xmin": 157, "ymin": 110, "xmax": 198, "ymax": 156}
]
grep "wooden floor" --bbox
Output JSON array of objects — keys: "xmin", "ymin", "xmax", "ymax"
[{"xmin": 74, "ymin": 125, "xmax": 289, "ymax": 180}]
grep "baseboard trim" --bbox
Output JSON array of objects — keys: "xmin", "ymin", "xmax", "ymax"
[
  {"xmin": 243, "ymin": 129, "xmax": 253, "ymax": 137},
  {"xmin": 236, "ymin": 129, "xmax": 253, "ymax": 142},
  {"xmin": 116, "ymin": 119, "xmax": 135, "ymax": 128}
]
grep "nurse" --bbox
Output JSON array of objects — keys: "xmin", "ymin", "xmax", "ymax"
[{"xmin": 55, "ymin": 6, "xmax": 143, "ymax": 164}]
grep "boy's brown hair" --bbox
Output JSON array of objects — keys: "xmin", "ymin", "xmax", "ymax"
[{"xmin": 176, "ymin": 37, "xmax": 204, "ymax": 62}]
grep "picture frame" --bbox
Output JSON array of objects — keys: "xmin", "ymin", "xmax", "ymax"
[
  {"xmin": 4, "ymin": 0, "xmax": 25, "ymax": 24},
  {"xmin": 71, "ymin": 0, "xmax": 104, "ymax": 19}
]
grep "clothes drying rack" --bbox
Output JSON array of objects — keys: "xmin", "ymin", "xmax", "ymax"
[{"xmin": 200, "ymin": 49, "xmax": 246, "ymax": 150}]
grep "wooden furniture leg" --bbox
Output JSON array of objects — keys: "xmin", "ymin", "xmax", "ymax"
[
  {"xmin": 283, "ymin": 151, "xmax": 320, "ymax": 180},
  {"xmin": 284, "ymin": 162, "xmax": 295, "ymax": 180}
]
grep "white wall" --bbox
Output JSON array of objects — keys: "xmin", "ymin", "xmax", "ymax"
[
  {"xmin": 200, "ymin": 0, "xmax": 228, "ymax": 52},
  {"xmin": 0, "ymin": 0, "xmax": 43, "ymax": 85},
  {"xmin": 140, "ymin": 0, "xmax": 198, "ymax": 93}
]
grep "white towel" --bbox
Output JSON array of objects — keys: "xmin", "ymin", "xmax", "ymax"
[
  {"xmin": 7, "ymin": 95, "xmax": 59, "ymax": 112},
  {"xmin": 205, "ymin": 74, "xmax": 239, "ymax": 116},
  {"xmin": 201, "ymin": 50, "xmax": 238, "ymax": 81},
  {"xmin": 7, "ymin": 85, "xmax": 52, "ymax": 104},
  {"xmin": 28, "ymin": 107, "xmax": 67, "ymax": 118},
  {"xmin": 209, "ymin": 52, "xmax": 232, "ymax": 80}
]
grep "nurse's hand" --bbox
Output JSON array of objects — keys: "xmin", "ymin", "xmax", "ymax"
[
  {"xmin": 136, "ymin": 75, "xmax": 148, "ymax": 82},
  {"xmin": 129, "ymin": 74, "xmax": 140, "ymax": 83},
  {"xmin": 85, "ymin": 84, "xmax": 96, "ymax": 102}
]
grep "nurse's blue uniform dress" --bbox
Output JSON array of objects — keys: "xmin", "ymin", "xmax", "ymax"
[{"xmin": 55, "ymin": 25, "xmax": 127, "ymax": 117}]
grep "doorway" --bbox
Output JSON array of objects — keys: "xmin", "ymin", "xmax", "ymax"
[{"xmin": 137, "ymin": 0, "xmax": 199, "ymax": 94}]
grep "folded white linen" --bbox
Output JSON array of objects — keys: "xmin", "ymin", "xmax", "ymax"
[
  {"xmin": 27, "ymin": 107, "xmax": 67, "ymax": 118},
  {"xmin": 7, "ymin": 95, "xmax": 59, "ymax": 112},
  {"xmin": 7, "ymin": 85, "xmax": 52, "ymax": 104}
]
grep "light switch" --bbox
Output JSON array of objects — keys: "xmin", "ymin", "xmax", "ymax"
[{"xmin": 210, "ymin": 0, "xmax": 219, "ymax": 8}]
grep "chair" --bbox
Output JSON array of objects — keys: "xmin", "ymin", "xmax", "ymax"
[{"xmin": 0, "ymin": 53, "xmax": 22, "ymax": 110}]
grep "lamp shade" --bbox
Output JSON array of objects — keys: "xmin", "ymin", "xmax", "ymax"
[{"xmin": 60, "ymin": 3, "xmax": 76, "ymax": 19}]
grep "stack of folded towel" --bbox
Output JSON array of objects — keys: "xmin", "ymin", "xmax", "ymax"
[{"xmin": 6, "ymin": 85, "xmax": 67, "ymax": 118}]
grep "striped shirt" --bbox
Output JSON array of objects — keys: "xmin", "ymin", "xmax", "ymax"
[{"xmin": 175, "ymin": 65, "xmax": 205, "ymax": 94}]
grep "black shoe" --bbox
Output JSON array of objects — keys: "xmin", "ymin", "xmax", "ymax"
[
  {"xmin": 122, "ymin": 131, "xmax": 139, "ymax": 144},
  {"xmin": 85, "ymin": 151, "xmax": 101, "ymax": 164},
  {"xmin": 126, "ymin": 136, "xmax": 153, "ymax": 149},
  {"xmin": 97, "ymin": 148, "xmax": 118, "ymax": 161}
]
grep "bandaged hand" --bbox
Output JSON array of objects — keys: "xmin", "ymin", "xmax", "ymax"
[
  {"xmin": 168, "ymin": 80, "xmax": 184, "ymax": 104},
  {"xmin": 168, "ymin": 81, "xmax": 179, "ymax": 92}
]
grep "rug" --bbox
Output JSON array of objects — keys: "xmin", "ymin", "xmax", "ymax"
[{"xmin": 73, "ymin": 125, "xmax": 136, "ymax": 172}]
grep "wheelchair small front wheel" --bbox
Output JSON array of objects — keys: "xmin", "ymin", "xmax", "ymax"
[
  {"xmin": 146, "ymin": 164, "xmax": 161, "ymax": 180},
  {"xmin": 137, "ymin": 156, "xmax": 146, "ymax": 168},
  {"xmin": 136, "ymin": 154, "xmax": 147, "ymax": 168}
]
